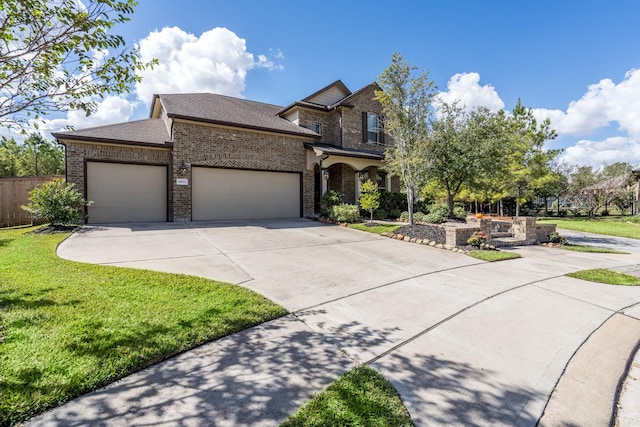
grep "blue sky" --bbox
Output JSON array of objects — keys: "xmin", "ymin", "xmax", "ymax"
[{"xmin": 43, "ymin": 0, "xmax": 640, "ymax": 168}]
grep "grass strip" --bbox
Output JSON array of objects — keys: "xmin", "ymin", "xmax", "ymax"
[
  {"xmin": 349, "ymin": 223, "xmax": 401, "ymax": 235},
  {"xmin": 468, "ymin": 250, "xmax": 521, "ymax": 262},
  {"xmin": 538, "ymin": 217, "xmax": 640, "ymax": 240},
  {"xmin": 560, "ymin": 244, "xmax": 628, "ymax": 254},
  {"xmin": 566, "ymin": 268, "xmax": 640, "ymax": 286},
  {"xmin": 0, "ymin": 227, "xmax": 287, "ymax": 426},
  {"xmin": 281, "ymin": 365, "xmax": 413, "ymax": 427}
]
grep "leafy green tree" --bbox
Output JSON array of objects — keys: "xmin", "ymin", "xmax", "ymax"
[
  {"xmin": 0, "ymin": 0, "xmax": 155, "ymax": 130},
  {"xmin": 359, "ymin": 179, "xmax": 380, "ymax": 222},
  {"xmin": 502, "ymin": 100, "xmax": 558, "ymax": 216},
  {"xmin": 0, "ymin": 134, "xmax": 64, "ymax": 176},
  {"xmin": 425, "ymin": 102, "xmax": 505, "ymax": 217},
  {"xmin": 376, "ymin": 53, "xmax": 437, "ymax": 225},
  {"xmin": 22, "ymin": 180, "xmax": 91, "ymax": 225}
]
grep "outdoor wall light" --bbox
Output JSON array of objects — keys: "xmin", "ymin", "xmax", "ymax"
[
  {"xmin": 322, "ymin": 169, "xmax": 329, "ymax": 180},
  {"xmin": 358, "ymin": 171, "xmax": 365, "ymax": 181},
  {"xmin": 179, "ymin": 160, "xmax": 188, "ymax": 174}
]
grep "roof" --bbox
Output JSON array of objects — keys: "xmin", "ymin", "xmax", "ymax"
[
  {"xmin": 304, "ymin": 143, "xmax": 384, "ymax": 160},
  {"xmin": 52, "ymin": 119, "xmax": 171, "ymax": 147},
  {"xmin": 156, "ymin": 93, "xmax": 319, "ymax": 138}
]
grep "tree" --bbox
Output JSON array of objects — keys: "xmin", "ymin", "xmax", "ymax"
[
  {"xmin": 0, "ymin": 134, "xmax": 64, "ymax": 176},
  {"xmin": 503, "ymin": 100, "xmax": 558, "ymax": 216},
  {"xmin": 424, "ymin": 102, "xmax": 505, "ymax": 217},
  {"xmin": 0, "ymin": 0, "xmax": 155, "ymax": 130},
  {"xmin": 375, "ymin": 53, "xmax": 437, "ymax": 225},
  {"xmin": 358, "ymin": 179, "xmax": 380, "ymax": 222}
]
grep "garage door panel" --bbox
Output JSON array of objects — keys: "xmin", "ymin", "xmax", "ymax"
[
  {"xmin": 193, "ymin": 168, "xmax": 300, "ymax": 220},
  {"xmin": 87, "ymin": 162, "xmax": 167, "ymax": 223}
]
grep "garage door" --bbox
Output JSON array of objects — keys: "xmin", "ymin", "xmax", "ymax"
[
  {"xmin": 192, "ymin": 167, "xmax": 301, "ymax": 220},
  {"xmin": 87, "ymin": 162, "xmax": 167, "ymax": 223}
]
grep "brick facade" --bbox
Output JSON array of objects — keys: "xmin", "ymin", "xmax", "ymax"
[{"xmin": 171, "ymin": 121, "xmax": 314, "ymax": 220}]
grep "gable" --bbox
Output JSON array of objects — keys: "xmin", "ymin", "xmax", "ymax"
[{"xmin": 302, "ymin": 80, "xmax": 351, "ymax": 106}]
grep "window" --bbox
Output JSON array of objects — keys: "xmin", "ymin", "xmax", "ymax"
[
  {"xmin": 310, "ymin": 122, "xmax": 322, "ymax": 135},
  {"xmin": 362, "ymin": 112, "xmax": 384, "ymax": 144},
  {"xmin": 376, "ymin": 171, "xmax": 387, "ymax": 191},
  {"xmin": 367, "ymin": 113, "xmax": 378, "ymax": 143}
]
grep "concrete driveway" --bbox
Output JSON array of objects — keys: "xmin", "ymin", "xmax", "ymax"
[{"xmin": 32, "ymin": 219, "xmax": 640, "ymax": 426}]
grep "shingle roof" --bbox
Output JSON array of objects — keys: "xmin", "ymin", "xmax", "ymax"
[
  {"xmin": 156, "ymin": 93, "xmax": 319, "ymax": 138},
  {"xmin": 52, "ymin": 119, "xmax": 170, "ymax": 146}
]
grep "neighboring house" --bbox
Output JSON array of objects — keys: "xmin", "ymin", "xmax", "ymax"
[{"xmin": 53, "ymin": 80, "xmax": 399, "ymax": 224}]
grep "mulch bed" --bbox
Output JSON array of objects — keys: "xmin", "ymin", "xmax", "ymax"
[
  {"xmin": 31, "ymin": 225, "xmax": 80, "ymax": 234},
  {"xmin": 394, "ymin": 224, "xmax": 446, "ymax": 244}
]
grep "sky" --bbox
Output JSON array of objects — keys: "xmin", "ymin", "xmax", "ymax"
[{"xmin": 38, "ymin": 0, "xmax": 640, "ymax": 169}]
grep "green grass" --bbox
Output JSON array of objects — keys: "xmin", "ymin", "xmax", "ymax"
[
  {"xmin": 559, "ymin": 244, "xmax": 628, "ymax": 254},
  {"xmin": 538, "ymin": 216, "xmax": 640, "ymax": 240},
  {"xmin": 281, "ymin": 365, "xmax": 413, "ymax": 427},
  {"xmin": 468, "ymin": 250, "xmax": 521, "ymax": 262},
  {"xmin": 0, "ymin": 227, "xmax": 287, "ymax": 426},
  {"xmin": 566, "ymin": 268, "xmax": 640, "ymax": 286},
  {"xmin": 349, "ymin": 222, "xmax": 401, "ymax": 235}
]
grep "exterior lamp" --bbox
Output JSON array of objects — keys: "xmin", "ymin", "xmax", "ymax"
[
  {"xmin": 179, "ymin": 160, "xmax": 188, "ymax": 174},
  {"xmin": 358, "ymin": 171, "xmax": 365, "ymax": 181},
  {"xmin": 322, "ymin": 169, "xmax": 329, "ymax": 180}
]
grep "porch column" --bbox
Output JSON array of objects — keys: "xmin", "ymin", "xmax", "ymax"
[
  {"xmin": 355, "ymin": 171, "xmax": 362, "ymax": 201},
  {"xmin": 386, "ymin": 175, "xmax": 392, "ymax": 192},
  {"xmin": 321, "ymin": 168, "xmax": 328, "ymax": 195}
]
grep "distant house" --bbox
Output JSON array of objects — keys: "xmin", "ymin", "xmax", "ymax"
[{"xmin": 53, "ymin": 81, "xmax": 399, "ymax": 223}]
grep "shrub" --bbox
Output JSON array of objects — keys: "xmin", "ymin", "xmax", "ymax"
[
  {"xmin": 424, "ymin": 212, "xmax": 445, "ymax": 224},
  {"xmin": 330, "ymin": 204, "xmax": 360, "ymax": 223},
  {"xmin": 548, "ymin": 232, "xmax": 567, "ymax": 245},
  {"xmin": 399, "ymin": 211, "xmax": 409, "ymax": 221},
  {"xmin": 389, "ymin": 209, "xmax": 401, "ymax": 220},
  {"xmin": 453, "ymin": 206, "xmax": 467, "ymax": 220},
  {"xmin": 413, "ymin": 212, "xmax": 428, "ymax": 223},
  {"xmin": 374, "ymin": 209, "xmax": 388, "ymax": 220},
  {"xmin": 320, "ymin": 190, "xmax": 342, "ymax": 217},
  {"xmin": 379, "ymin": 192, "xmax": 408, "ymax": 213},
  {"xmin": 22, "ymin": 180, "xmax": 91, "ymax": 225},
  {"xmin": 467, "ymin": 231, "xmax": 488, "ymax": 248},
  {"xmin": 601, "ymin": 210, "xmax": 609, "ymax": 216}
]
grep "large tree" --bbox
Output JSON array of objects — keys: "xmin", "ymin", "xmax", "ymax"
[
  {"xmin": 425, "ymin": 102, "xmax": 505, "ymax": 217},
  {"xmin": 375, "ymin": 53, "xmax": 437, "ymax": 224},
  {"xmin": 503, "ymin": 100, "xmax": 558, "ymax": 216},
  {"xmin": 0, "ymin": 133, "xmax": 64, "ymax": 176},
  {"xmin": 0, "ymin": 0, "xmax": 154, "ymax": 130}
]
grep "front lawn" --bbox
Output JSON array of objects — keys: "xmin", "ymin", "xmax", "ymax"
[
  {"xmin": 558, "ymin": 244, "xmax": 628, "ymax": 254},
  {"xmin": 0, "ymin": 227, "xmax": 287, "ymax": 426},
  {"xmin": 281, "ymin": 365, "xmax": 413, "ymax": 426},
  {"xmin": 538, "ymin": 217, "xmax": 640, "ymax": 240}
]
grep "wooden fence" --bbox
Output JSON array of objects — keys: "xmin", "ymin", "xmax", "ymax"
[{"xmin": 0, "ymin": 176, "xmax": 65, "ymax": 228}]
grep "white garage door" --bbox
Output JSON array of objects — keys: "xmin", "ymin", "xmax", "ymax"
[
  {"xmin": 87, "ymin": 162, "xmax": 167, "ymax": 223},
  {"xmin": 192, "ymin": 167, "xmax": 301, "ymax": 220}
]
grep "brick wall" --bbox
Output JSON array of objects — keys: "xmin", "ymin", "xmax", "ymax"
[
  {"xmin": 340, "ymin": 85, "xmax": 386, "ymax": 153},
  {"xmin": 171, "ymin": 121, "xmax": 314, "ymax": 220}
]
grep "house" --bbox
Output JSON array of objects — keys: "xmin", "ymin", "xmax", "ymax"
[{"xmin": 53, "ymin": 80, "xmax": 399, "ymax": 223}]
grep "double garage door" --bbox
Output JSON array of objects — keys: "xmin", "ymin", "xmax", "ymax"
[
  {"xmin": 192, "ymin": 167, "xmax": 301, "ymax": 220},
  {"xmin": 86, "ymin": 162, "xmax": 301, "ymax": 223}
]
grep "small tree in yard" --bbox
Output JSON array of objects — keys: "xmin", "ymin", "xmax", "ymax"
[
  {"xmin": 359, "ymin": 179, "xmax": 380, "ymax": 222},
  {"xmin": 22, "ymin": 180, "xmax": 91, "ymax": 226}
]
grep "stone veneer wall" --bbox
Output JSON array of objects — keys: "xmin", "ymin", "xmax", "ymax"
[
  {"xmin": 171, "ymin": 121, "xmax": 314, "ymax": 221},
  {"xmin": 536, "ymin": 223, "xmax": 557, "ymax": 243}
]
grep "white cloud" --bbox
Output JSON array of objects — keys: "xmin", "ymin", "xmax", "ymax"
[
  {"xmin": 533, "ymin": 69, "xmax": 640, "ymax": 139},
  {"xmin": 135, "ymin": 26, "xmax": 283, "ymax": 102},
  {"xmin": 437, "ymin": 72, "xmax": 505, "ymax": 112},
  {"xmin": 557, "ymin": 136, "xmax": 640, "ymax": 169},
  {"xmin": 40, "ymin": 96, "xmax": 135, "ymax": 135}
]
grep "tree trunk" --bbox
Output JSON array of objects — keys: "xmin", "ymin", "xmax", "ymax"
[
  {"xmin": 407, "ymin": 187, "xmax": 414, "ymax": 225},
  {"xmin": 515, "ymin": 186, "xmax": 521, "ymax": 217},
  {"xmin": 447, "ymin": 194, "xmax": 455, "ymax": 218}
]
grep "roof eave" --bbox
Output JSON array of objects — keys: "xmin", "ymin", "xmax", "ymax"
[{"xmin": 52, "ymin": 133, "xmax": 173, "ymax": 148}]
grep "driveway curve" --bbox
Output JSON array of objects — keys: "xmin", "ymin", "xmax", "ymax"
[{"xmin": 30, "ymin": 219, "xmax": 640, "ymax": 426}]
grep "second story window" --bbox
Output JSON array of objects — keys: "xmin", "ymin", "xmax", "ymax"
[
  {"xmin": 310, "ymin": 122, "xmax": 322, "ymax": 135},
  {"xmin": 362, "ymin": 112, "xmax": 384, "ymax": 145}
]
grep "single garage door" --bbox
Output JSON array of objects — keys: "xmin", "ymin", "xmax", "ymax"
[
  {"xmin": 87, "ymin": 162, "xmax": 167, "ymax": 223},
  {"xmin": 192, "ymin": 167, "xmax": 301, "ymax": 220}
]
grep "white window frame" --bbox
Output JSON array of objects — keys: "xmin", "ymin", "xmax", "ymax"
[
  {"xmin": 367, "ymin": 113, "xmax": 379, "ymax": 144},
  {"xmin": 311, "ymin": 122, "xmax": 322, "ymax": 135}
]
